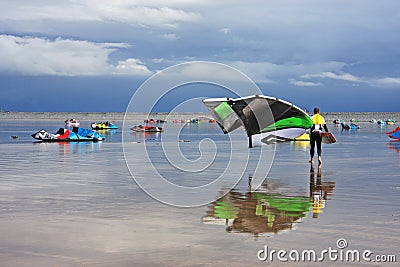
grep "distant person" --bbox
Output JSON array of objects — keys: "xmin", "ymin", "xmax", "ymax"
[{"xmin": 309, "ymin": 107, "xmax": 329, "ymax": 165}]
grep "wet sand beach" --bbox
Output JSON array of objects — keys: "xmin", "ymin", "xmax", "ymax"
[{"xmin": 0, "ymin": 113, "xmax": 399, "ymax": 266}]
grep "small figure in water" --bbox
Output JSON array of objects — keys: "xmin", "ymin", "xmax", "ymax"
[{"xmin": 309, "ymin": 107, "xmax": 329, "ymax": 165}]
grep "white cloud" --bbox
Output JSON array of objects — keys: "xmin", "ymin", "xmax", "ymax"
[
  {"xmin": 0, "ymin": 1, "xmax": 398, "ymax": 90},
  {"xmin": 152, "ymin": 58, "xmax": 165, "ymax": 63},
  {"xmin": 374, "ymin": 77, "xmax": 400, "ymax": 85},
  {"xmin": 229, "ymin": 61, "xmax": 346, "ymax": 84},
  {"xmin": 219, "ymin": 28, "xmax": 231, "ymax": 34},
  {"xmin": 0, "ymin": 1, "xmax": 201, "ymax": 28},
  {"xmin": 229, "ymin": 61, "xmax": 400, "ymax": 89},
  {"xmin": 162, "ymin": 33, "xmax": 180, "ymax": 40},
  {"xmin": 301, "ymin": 71, "xmax": 400, "ymax": 88},
  {"xmin": 305, "ymin": 72, "xmax": 361, "ymax": 82},
  {"xmin": 99, "ymin": 5, "xmax": 201, "ymax": 28},
  {"xmin": 370, "ymin": 77, "xmax": 400, "ymax": 88},
  {"xmin": 289, "ymin": 79, "xmax": 322, "ymax": 87},
  {"xmin": 114, "ymin": 58, "xmax": 152, "ymax": 75},
  {"xmin": 0, "ymin": 34, "xmax": 152, "ymax": 76}
]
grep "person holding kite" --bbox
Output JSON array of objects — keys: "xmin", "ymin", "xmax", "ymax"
[{"xmin": 309, "ymin": 107, "xmax": 329, "ymax": 165}]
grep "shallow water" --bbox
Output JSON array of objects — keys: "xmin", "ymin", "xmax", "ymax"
[{"xmin": 0, "ymin": 115, "xmax": 399, "ymax": 266}]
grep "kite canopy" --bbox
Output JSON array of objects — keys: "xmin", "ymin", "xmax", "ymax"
[
  {"xmin": 203, "ymin": 95, "xmax": 312, "ymax": 147},
  {"xmin": 387, "ymin": 126, "xmax": 400, "ymax": 140}
]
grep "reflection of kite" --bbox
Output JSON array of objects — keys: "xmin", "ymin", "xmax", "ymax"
[
  {"xmin": 203, "ymin": 95, "xmax": 312, "ymax": 147},
  {"xmin": 202, "ymin": 192, "xmax": 241, "ymax": 226},
  {"xmin": 203, "ymin": 172, "xmax": 336, "ymax": 236},
  {"xmin": 202, "ymin": 190, "xmax": 312, "ymax": 236},
  {"xmin": 387, "ymin": 141, "xmax": 400, "ymax": 153}
]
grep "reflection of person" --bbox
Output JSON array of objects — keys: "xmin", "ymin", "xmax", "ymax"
[
  {"xmin": 310, "ymin": 164, "xmax": 323, "ymax": 218},
  {"xmin": 309, "ymin": 164, "xmax": 335, "ymax": 218},
  {"xmin": 309, "ymin": 107, "xmax": 329, "ymax": 165}
]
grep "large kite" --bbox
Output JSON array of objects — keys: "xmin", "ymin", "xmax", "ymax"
[{"xmin": 203, "ymin": 95, "xmax": 312, "ymax": 147}]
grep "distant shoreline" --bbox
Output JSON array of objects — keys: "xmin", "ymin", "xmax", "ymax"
[
  {"xmin": 0, "ymin": 111, "xmax": 208, "ymax": 121},
  {"xmin": 1, "ymin": 111, "xmax": 399, "ymax": 122}
]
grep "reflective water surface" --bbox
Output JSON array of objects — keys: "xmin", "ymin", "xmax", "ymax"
[
  {"xmin": 0, "ymin": 116, "xmax": 399, "ymax": 266},
  {"xmin": 203, "ymin": 167, "xmax": 336, "ymax": 236}
]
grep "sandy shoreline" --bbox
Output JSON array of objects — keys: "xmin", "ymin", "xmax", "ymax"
[
  {"xmin": 0, "ymin": 112, "xmax": 208, "ymax": 121},
  {"xmin": 1, "ymin": 111, "xmax": 399, "ymax": 122},
  {"xmin": 0, "ymin": 111, "xmax": 399, "ymax": 266}
]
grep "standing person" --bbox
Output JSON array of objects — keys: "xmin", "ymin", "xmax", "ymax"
[{"xmin": 309, "ymin": 107, "xmax": 329, "ymax": 165}]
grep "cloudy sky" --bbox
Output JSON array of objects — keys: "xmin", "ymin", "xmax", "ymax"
[{"xmin": 0, "ymin": 0, "xmax": 399, "ymax": 112}]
